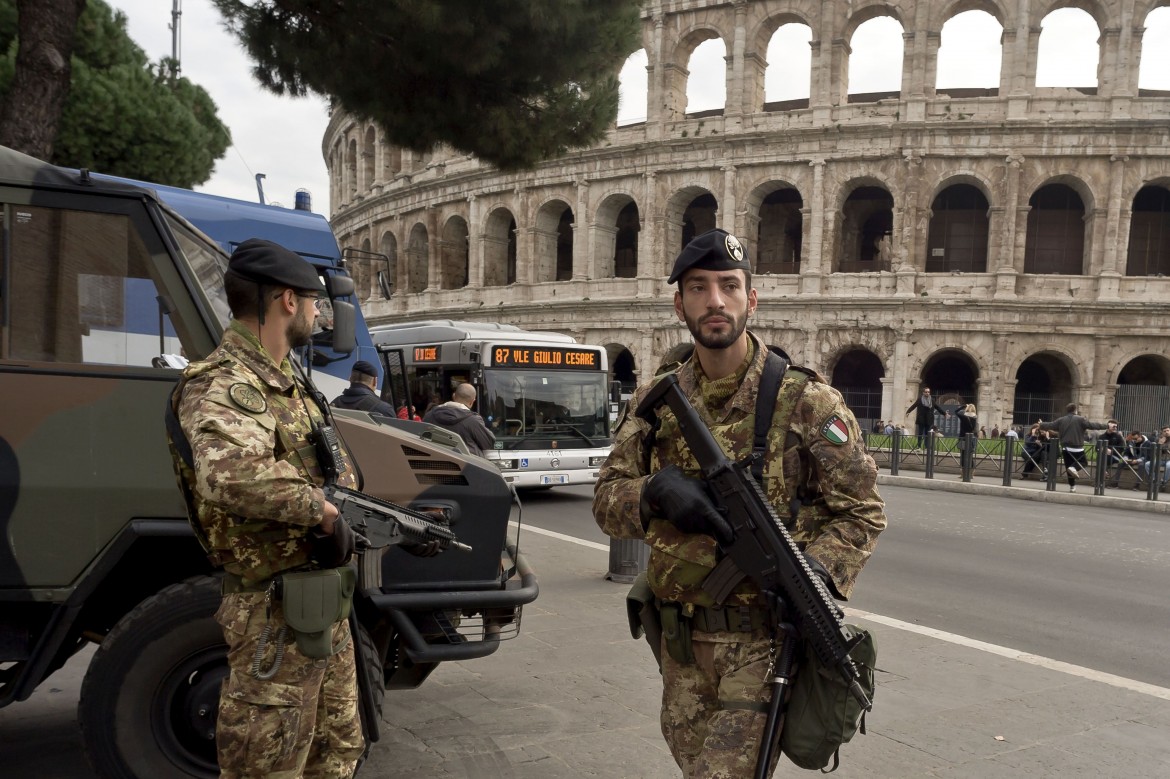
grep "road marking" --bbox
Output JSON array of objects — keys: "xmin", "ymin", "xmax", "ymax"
[
  {"xmin": 512, "ymin": 523, "xmax": 1170, "ymax": 702},
  {"xmin": 848, "ymin": 609, "xmax": 1170, "ymax": 702},
  {"xmin": 514, "ymin": 521, "xmax": 610, "ymax": 551}
]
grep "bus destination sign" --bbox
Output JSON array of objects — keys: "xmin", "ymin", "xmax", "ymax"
[
  {"xmin": 491, "ymin": 345, "xmax": 600, "ymax": 370},
  {"xmin": 412, "ymin": 345, "xmax": 441, "ymax": 363}
]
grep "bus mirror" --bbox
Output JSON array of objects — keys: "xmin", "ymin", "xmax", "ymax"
[
  {"xmin": 326, "ymin": 274, "xmax": 355, "ymax": 298},
  {"xmin": 330, "ymin": 300, "xmax": 356, "ymax": 354},
  {"xmin": 376, "ymin": 270, "xmax": 394, "ymax": 300}
]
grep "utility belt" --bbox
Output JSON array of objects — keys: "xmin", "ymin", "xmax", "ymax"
[
  {"xmin": 222, "ymin": 566, "xmax": 357, "ymax": 667},
  {"xmin": 626, "ymin": 571, "xmax": 772, "ymax": 667}
]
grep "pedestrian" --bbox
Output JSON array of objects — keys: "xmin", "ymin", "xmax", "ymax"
[
  {"xmin": 167, "ymin": 239, "xmax": 365, "ymax": 777},
  {"xmin": 1143, "ymin": 426, "xmax": 1170, "ymax": 489},
  {"xmin": 593, "ymin": 228, "xmax": 886, "ymax": 778},
  {"xmin": 331, "ymin": 359, "xmax": 397, "ymax": 417},
  {"xmin": 957, "ymin": 404, "xmax": 978, "ymax": 475},
  {"xmin": 1020, "ymin": 423, "xmax": 1048, "ymax": 480},
  {"xmin": 1101, "ymin": 420, "xmax": 1126, "ymax": 488},
  {"xmin": 991, "ymin": 424, "xmax": 1000, "ymax": 439},
  {"xmin": 422, "ymin": 382, "xmax": 496, "ymax": 456},
  {"xmin": 1039, "ymin": 403, "xmax": 1109, "ymax": 492},
  {"xmin": 905, "ymin": 386, "xmax": 943, "ymax": 449}
]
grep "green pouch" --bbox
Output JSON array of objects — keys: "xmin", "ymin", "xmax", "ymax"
[
  {"xmin": 659, "ymin": 602, "xmax": 695, "ymax": 665},
  {"xmin": 625, "ymin": 571, "xmax": 663, "ymax": 670},
  {"xmin": 281, "ymin": 566, "xmax": 357, "ymax": 659},
  {"xmin": 781, "ymin": 625, "xmax": 877, "ymax": 773}
]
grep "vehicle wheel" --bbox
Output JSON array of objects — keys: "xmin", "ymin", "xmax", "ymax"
[
  {"xmin": 79, "ymin": 575, "xmax": 225, "ymax": 779},
  {"xmin": 353, "ymin": 620, "xmax": 386, "ymax": 776}
]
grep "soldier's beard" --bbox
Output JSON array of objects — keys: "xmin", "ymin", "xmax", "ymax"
[
  {"xmin": 684, "ymin": 309, "xmax": 747, "ymax": 350},
  {"xmin": 287, "ymin": 308, "xmax": 314, "ymax": 348}
]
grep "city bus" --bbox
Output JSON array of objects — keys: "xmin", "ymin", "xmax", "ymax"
[{"xmin": 369, "ymin": 320, "xmax": 613, "ymax": 488}]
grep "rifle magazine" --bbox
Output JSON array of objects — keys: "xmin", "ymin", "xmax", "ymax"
[{"xmin": 358, "ymin": 547, "xmax": 384, "ymax": 594}]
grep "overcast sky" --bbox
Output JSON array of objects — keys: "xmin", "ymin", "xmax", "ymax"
[
  {"xmin": 109, "ymin": 0, "xmax": 332, "ymax": 213},
  {"xmin": 106, "ymin": 3, "xmax": 1170, "ymax": 217}
]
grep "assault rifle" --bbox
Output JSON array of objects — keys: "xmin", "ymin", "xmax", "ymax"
[
  {"xmin": 636, "ymin": 374, "xmax": 872, "ymax": 707},
  {"xmin": 323, "ymin": 484, "xmax": 472, "ymax": 591}
]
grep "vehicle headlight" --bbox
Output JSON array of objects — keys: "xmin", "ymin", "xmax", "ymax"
[
  {"xmin": 495, "ymin": 459, "xmax": 518, "ymax": 470},
  {"xmin": 589, "ymin": 456, "xmax": 608, "ymax": 466}
]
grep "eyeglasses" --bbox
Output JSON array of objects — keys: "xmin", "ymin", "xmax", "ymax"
[{"xmin": 294, "ymin": 292, "xmax": 322, "ymax": 306}]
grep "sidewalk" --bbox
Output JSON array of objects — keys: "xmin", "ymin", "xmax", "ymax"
[{"xmin": 365, "ymin": 528, "xmax": 1170, "ymax": 778}]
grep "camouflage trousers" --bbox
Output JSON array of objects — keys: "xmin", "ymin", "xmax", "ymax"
[
  {"xmin": 214, "ymin": 591, "xmax": 365, "ymax": 779},
  {"xmin": 660, "ymin": 629, "xmax": 783, "ymax": 779}
]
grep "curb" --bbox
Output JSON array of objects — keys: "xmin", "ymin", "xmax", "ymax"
[{"xmin": 876, "ymin": 473, "xmax": 1170, "ymax": 515}]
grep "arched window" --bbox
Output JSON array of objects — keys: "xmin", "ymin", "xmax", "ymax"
[
  {"xmin": 926, "ymin": 184, "xmax": 989, "ymax": 272},
  {"xmin": 936, "ymin": 10, "xmax": 1002, "ymax": 94},
  {"xmin": 1024, "ymin": 184, "xmax": 1085, "ymax": 274},
  {"xmin": 617, "ymin": 49, "xmax": 648, "ymax": 126},
  {"xmin": 686, "ymin": 38, "xmax": 727, "ymax": 114},
  {"xmin": 1126, "ymin": 186, "xmax": 1170, "ymax": 276},
  {"xmin": 848, "ymin": 17, "xmax": 903, "ymax": 100},
  {"xmin": 764, "ymin": 23, "xmax": 812, "ymax": 108},
  {"xmin": 1036, "ymin": 8, "xmax": 1099, "ymax": 89}
]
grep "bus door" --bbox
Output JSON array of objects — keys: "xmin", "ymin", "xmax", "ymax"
[{"xmin": 379, "ymin": 348, "xmax": 412, "ymax": 412}]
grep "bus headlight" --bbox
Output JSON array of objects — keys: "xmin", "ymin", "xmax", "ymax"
[
  {"xmin": 495, "ymin": 459, "xmax": 518, "ymax": 471},
  {"xmin": 589, "ymin": 456, "xmax": 608, "ymax": 467}
]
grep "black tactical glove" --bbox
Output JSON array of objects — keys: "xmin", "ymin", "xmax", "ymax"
[
  {"xmin": 310, "ymin": 516, "xmax": 357, "ymax": 568},
  {"xmin": 405, "ymin": 540, "xmax": 443, "ymax": 558},
  {"xmin": 641, "ymin": 465, "xmax": 733, "ymax": 544}
]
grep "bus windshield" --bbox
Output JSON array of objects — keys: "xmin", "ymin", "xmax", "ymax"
[{"xmin": 482, "ymin": 368, "xmax": 610, "ymax": 447}]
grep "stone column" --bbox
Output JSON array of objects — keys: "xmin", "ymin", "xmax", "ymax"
[
  {"xmin": 1097, "ymin": 26, "xmax": 1121, "ymax": 100},
  {"xmin": 725, "ymin": 0, "xmax": 748, "ymax": 121},
  {"xmin": 994, "ymin": 155, "xmax": 1024, "ymax": 299},
  {"xmin": 879, "ymin": 376, "xmax": 895, "ymax": 426},
  {"xmin": 467, "ymin": 194, "xmax": 483, "ymax": 287},
  {"xmin": 1098, "ymin": 155, "xmax": 1128, "ymax": 300},
  {"xmin": 800, "ymin": 159, "xmax": 827, "ymax": 295},
  {"xmin": 647, "ymin": 13, "xmax": 667, "ymax": 139},
  {"xmin": 641, "ymin": 171, "xmax": 661, "ymax": 278},
  {"xmin": 573, "ymin": 178, "xmax": 591, "ymax": 280},
  {"xmin": 721, "ymin": 164, "xmax": 738, "ymax": 235}
]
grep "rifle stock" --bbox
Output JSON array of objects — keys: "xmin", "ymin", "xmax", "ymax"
[{"xmin": 636, "ymin": 374, "xmax": 871, "ymax": 711}]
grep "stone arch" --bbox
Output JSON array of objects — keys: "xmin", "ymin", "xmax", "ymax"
[
  {"xmin": 929, "ymin": 0, "xmax": 1009, "ymax": 28},
  {"xmin": 534, "ymin": 198, "xmax": 574, "ymax": 283},
  {"xmin": 406, "ymin": 222, "xmax": 429, "ymax": 294},
  {"xmin": 593, "ymin": 191, "xmax": 640, "ymax": 279},
  {"xmin": 1024, "ymin": 180, "xmax": 1091, "ymax": 274},
  {"xmin": 604, "ymin": 343, "xmax": 639, "ymax": 396},
  {"xmin": 935, "ymin": 8, "xmax": 1004, "ymax": 93},
  {"xmin": 686, "ymin": 37, "xmax": 728, "ymax": 115},
  {"xmin": 744, "ymin": 180, "xmax": 805, "ymax": 275},
  {"xmin": 1126, "ymin": 184, "xmax": 1170, "ymax": 276},
  {"xmin": 827, "ymin": 347, "xmax": 887, "ymax": 431},
  {"xmin": 617, "ymin": 49, "xmax": 649, "ymax": 126},
  {"xmin": 1031, "ymin": 0, "xmax": 1111, "ymax": 31},
  {"xmin": 844, "ymin": 6, "xmax": 906, "ymax": 101},
  {"xmin": 484, "ymin": 206, "xmax": 517, "ymax": 287},
  {"xmin": 835, "ymin": 181, "xmax": 896, "ymax": 272},
  {"xmin": 666, "ymin": 185, "xmax": 719, "ymax": 254},
  {"xmin": 1113, "ymin": 354, "xmax": 1170, "ymax": 431},
  {"xmin": 1138, "ymin": 5, "xmax": 1170, "ymax": 94},
  {"xmin": 379, "ymin": 230, "xmax": 398, "ymax": 299},
  {"xmin": 761, "ymin": 18, "xmax": 814, "ymax": 109},
  {"xmin": 918, "ymin": 348, "xmax": 983, "ymax": 432},
  {"xmin": 1012, "ymin": 349, "xmax": 1079, "ymax": 425},
  {"xmin": 440, "ymin": 215, "xmax": 469, "ymax": 290},
  {"xmin": 1035, "ymin": 5, "xmax": 1103, "ymax": 88},
  {"xmin": 664, "ymin": 26, "xmax": 730, "ymax": 121},
  {"xmin": 926, "ymin": 182, "xmax": 991, "ymax": 272}
]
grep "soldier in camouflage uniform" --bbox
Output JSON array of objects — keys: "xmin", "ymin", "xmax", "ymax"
[
  {"xmin": 593, "ymin": 228, "xmax": 886, "ymax": 778},
  {"xmin": 169, "ymin": 239, "xmax": 365, "ymax": 778}
]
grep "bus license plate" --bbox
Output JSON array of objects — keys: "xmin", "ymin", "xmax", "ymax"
[{"xmin": 541, "ymin": 474, "xmax": 569, "ymax": 485}]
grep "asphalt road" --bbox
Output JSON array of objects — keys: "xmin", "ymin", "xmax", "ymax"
[{"xmin": 516, "ymin": 482, "xmax": 1170, "ymax": 688}]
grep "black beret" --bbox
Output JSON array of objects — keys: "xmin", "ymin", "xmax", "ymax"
[
  {"xmin": 226, "ymin": 238, "xmax": 326, "ymax": 293},
  {"xmin": 352, "ymin": 360, "xmax": 379, "ymax": 378},
  {"xmin": 667, "ymin": 228, "xmax": 751, "ymax": 284}
]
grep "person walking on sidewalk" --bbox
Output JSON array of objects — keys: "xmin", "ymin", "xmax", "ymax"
[
  {"xmin": 593, "ymin": 228, "xmax": 886, "ymax": 778},
  {"xmin": 956, "ymin": 403, "xmax": 978, "ymax": 476},
  {"xmin": 1039, "ymin": 404, "xmax": 1108, "ymax": 492}
]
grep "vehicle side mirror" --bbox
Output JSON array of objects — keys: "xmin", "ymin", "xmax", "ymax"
[
  {"xmin": 331, "ymin": 300, "xmax": 356, "ymax": 354},
  {"xmin": 376, "ymin": 270, "xmax": 394, "ymax": 300}
]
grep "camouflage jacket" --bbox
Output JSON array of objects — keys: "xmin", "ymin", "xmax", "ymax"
[
  {"xmin": 593, "ymin": 332, "xmax": 885, "ymax": 608},
  {"xmin": 170, "ymin": 320, "xmax": 357, "ymax": 586}
]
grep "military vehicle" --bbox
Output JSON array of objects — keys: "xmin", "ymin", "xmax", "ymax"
[{"xmin": 0, "ymin": 146, "xmax": 538, "ymax": 778}]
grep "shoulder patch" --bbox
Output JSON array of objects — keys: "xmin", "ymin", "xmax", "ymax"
[
  {"xmin": 228, "ymin": 383, "xmax": 267, "ymax": 414},
  {"xmin": 820, "ymin": 414, "xmax": 849, "ymax": 445}
]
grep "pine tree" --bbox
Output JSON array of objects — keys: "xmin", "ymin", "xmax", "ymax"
[{"xmin": 211, "ymin": 0, "xmax": 643, "ymax": 170}]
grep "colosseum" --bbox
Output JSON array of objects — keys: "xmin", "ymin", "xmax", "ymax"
[{"xmin": 325, "ymin": 0, "xmax": 1170, "ymax": 434}]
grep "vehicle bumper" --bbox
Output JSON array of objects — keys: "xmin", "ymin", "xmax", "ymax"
[
  {"xmin": 500, "ymin": 468, "xmax": 600, "ymax": 488},
  {"xmin": 367, "ymin": 544, "xmax": 539, "ymax": 663}
]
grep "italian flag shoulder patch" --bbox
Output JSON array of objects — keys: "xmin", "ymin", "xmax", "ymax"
[{"xmin": 820, "ymin": 415, "xmax": 849, "ymax": 445}]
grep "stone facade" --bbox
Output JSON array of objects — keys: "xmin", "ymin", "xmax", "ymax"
[{"xmin": 325, "ymin": 0, "xmax": 1170, "ymax": 433}]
